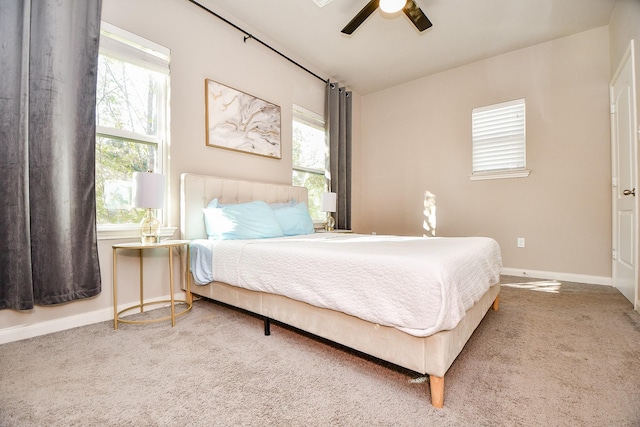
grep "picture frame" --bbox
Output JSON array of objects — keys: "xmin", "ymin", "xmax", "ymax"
[{"xmin": 204, "ymin": 79, "xmax": 281, "ymax": 159}]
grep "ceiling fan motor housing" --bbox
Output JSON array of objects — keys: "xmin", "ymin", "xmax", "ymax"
[{"xmin": 341, "ymin": 0, "xmax": 432, "ymax": 34}]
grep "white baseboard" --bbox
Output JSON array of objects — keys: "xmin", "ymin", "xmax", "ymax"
[
  {"xmin": 501, "ymin": 268, "xmax": 611, "ymax": 286},
  {"xmin": 0, "ymin": 292, "xmax": 187, "ymax": 345}
]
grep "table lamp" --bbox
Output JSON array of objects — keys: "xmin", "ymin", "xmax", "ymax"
[
  {"xmin": 133, "ymin": 171, "xmax": 165, "ymax": 243},
  {"xmin": 321, "ymin": 192, "xmax": 337, "ymax": 231}
]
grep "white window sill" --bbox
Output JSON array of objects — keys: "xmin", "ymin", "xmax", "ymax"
[
  {"xmin": 469, "ymin": 169, "xmax": 531, "ymax": 181},
  {"xmin": 97, "ymin": 226, "xmax": 177, "ymax": 241}
]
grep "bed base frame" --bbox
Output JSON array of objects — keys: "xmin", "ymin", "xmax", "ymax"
[
  {"xmin": 180, "ymin": 173, "xmax": 500, "ymax": 408},
  {"xmin": 185, "ymin": 279, "xmax": 499, "ymax": 408}
]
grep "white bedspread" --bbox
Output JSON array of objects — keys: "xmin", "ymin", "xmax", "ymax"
[{"xmin": 205, "ymin": 233, "xmax": 501, "ymax": 337}]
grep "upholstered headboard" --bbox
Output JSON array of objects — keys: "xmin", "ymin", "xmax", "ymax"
[{"xmin": 180, "ymin": 173, "xmax": 309, "ymax": 240}]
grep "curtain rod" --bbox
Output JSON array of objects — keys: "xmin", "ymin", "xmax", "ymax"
[{"xmin": 187, "ymin": 0, "xmax": 328, "ymax": 84}]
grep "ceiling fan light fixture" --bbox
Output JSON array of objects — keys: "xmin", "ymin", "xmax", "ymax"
[{"xmin": 379, "ymin": 0, "xmax": 406, "ymax": 13}]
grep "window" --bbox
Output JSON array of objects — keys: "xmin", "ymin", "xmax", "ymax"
[
  {"xmin": 95, "ymin": 22, "xmax": 170, "ymax": 230},
  {"xmin": 292, "ymin": 106, "xmax": 327, "ymax": 222},
  {"xmin": 471, "ymin": 98, "xmax": 529, "ymax": 180}
]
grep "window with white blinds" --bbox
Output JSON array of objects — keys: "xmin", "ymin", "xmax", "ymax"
[{"xmin": 471, "ymin": 98, "xmax": 529, "ymax": 180}]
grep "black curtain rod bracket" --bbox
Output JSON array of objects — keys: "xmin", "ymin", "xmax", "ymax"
[{"xmin": 187, "ymin": 0, "xmax": 328, "ymax": 84}]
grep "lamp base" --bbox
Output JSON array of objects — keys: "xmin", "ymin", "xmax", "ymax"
[
  {"xmin": 324, "ymin": 213, "xmax": 335, "ymax": 232},
  {"xmin": 140, "ymin": 208, "xmax": 161, "ymax": 243}
]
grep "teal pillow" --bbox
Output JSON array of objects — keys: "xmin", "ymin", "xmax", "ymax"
[
  {"xmin": 272, "ymin": 202, "xmax": 315, "ymax": 236},
  {"xmin": 203, "ymin": 200, "xmax": 284, "ymax": 240}
]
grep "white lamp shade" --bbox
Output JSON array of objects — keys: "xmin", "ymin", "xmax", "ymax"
[
  {"xmin": 321, "ymin": 192, "xmax": 337, "ymax": 213},
  {"xmin": 133, "ymin": 172, "xmax": 165, "ymax": 209},
  {"xmin": 379, "ymin": 0, "xmax": 406, "ymax": 13}
]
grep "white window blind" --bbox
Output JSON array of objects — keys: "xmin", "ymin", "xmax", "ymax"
[{"xmin": 472, "ymin": 98, "xmax": 526, "ymax": 176}]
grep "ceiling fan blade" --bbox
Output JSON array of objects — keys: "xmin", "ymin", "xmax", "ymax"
[
  {"xmin": 403, "ymin": 0, "xmax": 432, "ymax": 32},
  {"xmin": 341, "ymin": 0, "xmax": 379, "ymax": 35}
]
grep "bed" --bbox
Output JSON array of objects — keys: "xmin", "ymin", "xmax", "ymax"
[{"xmin": 180, "ymin": 173, "xmax": 501, "ymax": 408}]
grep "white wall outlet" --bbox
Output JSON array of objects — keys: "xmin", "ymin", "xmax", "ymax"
[{"xmin": 517, "ymin": 238, "xmax": 525, "ymax": 248}]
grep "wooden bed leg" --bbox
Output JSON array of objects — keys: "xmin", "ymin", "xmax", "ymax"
[
  {"xmin": 492, "ymin": 295, "xmax": 500, "ymax": 311},
  {"xmin": 429, "ymin": 375, "xmax": 444, "ymax": 408}
]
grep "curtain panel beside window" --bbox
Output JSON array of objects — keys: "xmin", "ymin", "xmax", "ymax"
[
  {"xmin": 0, "ymin": 0, "xmax": 103, "ymax": 310},
  {"xmin": 326, "ymin": 82, "xmax": 352, "ymax": 230}
]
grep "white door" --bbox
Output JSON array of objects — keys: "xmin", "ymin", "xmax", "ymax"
[{"xmin": 611, "ymin": 41, "xmax": 638, "ymax": 309}]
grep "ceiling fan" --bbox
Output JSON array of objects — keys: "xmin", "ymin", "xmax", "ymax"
[{"xmin": 341, "ymin": 0, "xmax": 432, "ymax": 35}]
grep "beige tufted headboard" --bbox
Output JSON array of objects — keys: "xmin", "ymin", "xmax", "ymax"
[{"xmin": 180, "ymin": 173, "xmax": 309, "ymax": 240}]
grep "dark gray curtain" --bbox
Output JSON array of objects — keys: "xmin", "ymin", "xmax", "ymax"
[
  {"xmin": 326, "ymin": 81, "xmax": 352, "ymax": 230},
  {"xmin": 0, "ymin": 0, "xmax": 102, "ymax": 310}
]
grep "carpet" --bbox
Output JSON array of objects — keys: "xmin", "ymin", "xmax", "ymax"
[{"xmin": 1, "ymin": 276, "xmax": 639, "ymax": 426}]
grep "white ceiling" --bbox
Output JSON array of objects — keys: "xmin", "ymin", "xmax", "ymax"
[{"xmin": 200, "ymin": 0, "xmax": 616, "ymax": 95}]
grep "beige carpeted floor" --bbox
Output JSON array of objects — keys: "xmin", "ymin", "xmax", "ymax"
[{"xmin": 1, "ymin": 276, "xmax": 639, "ymax": 426}]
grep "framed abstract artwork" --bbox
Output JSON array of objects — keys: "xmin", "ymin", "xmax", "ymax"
[{"xmin": 205, "ymin": 79, "xmax": 281, "ymax": 159}]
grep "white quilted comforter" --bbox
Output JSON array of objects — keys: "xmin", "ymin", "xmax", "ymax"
[{"xmin": 209, "ymin": 233, "xmax": 502, "ymax": 337}]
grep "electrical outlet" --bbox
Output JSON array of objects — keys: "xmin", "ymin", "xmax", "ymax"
[{"xmin": 517, "ymin": 238, "xmax": 525, "ymax": 248}]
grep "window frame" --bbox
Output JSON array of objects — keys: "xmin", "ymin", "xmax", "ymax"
[
  {"xmin": 470, "ymin": 98, "xmax": 530, "ymax": 181},
  {"xmin": 96, "ymin": 22, "xmax": 172, "ymax": 239},
  {"xmin": 292, "ymin": 105, "xmax": 328, "ymax": 225}
]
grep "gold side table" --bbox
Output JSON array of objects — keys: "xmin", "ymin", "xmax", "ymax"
[{"xmin": 112, "ymin": 240, "xmax": 192, "ymax": 329}]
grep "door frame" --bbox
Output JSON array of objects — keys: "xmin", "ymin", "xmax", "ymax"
[{"xmin": 610, "ymin": 39, "xmax": 639, "ymax": 312}]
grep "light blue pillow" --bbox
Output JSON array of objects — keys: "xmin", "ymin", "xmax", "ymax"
[
  {"xmin": 207, "ymin": 198, "xmax": 221, "ymax": 208},
  {"xmin": 207, "ymin": 198, "xmax": 295, "ymax": 210},
  {"xmin": 272, "ymin": 202, "xmax": 315, "ymax": 236},
  {"xmin": 203, "ymin": 200, "xmax": 284, "ymax": 240},
  {"xmin": 268, "ymin": 200, "xmax": 296, "ymax": 210}
]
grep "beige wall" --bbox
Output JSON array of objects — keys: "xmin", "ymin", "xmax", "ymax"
[{"xmin": 355, "ymin": 27, "xmax": 612, "ymax": 280}]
